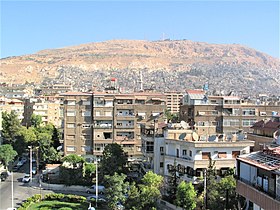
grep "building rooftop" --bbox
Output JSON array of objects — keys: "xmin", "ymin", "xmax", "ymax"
[{"xmin": 238, "ymin": 146, "xmax": 280, "ymax": 171}]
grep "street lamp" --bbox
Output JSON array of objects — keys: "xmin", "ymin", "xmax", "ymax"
[{"xmin": 28, "ymin": 146, "xmax": 33, "ymax": 182}]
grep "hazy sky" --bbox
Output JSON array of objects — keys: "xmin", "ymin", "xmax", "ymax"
[{"xmin": 0, "ymin": 0, "xmax": 279, "ymax": 58}]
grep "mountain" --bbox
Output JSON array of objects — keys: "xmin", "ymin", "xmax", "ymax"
[{"xmin": 1, "ymin": 39, "xmax": 279, "ymax": 95}]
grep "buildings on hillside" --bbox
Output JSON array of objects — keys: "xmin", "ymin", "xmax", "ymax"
[
  {"xmin": 61, "ymin": 91, "xmax": 166, "ymax": 160},
  {"xmin": 180, "ymin": 90, "xmax": 280, "ymax": 135}
]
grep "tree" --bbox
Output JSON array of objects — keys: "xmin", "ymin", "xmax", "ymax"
[
  {"xmin": 104, "ymin": 172, "xmax": 129, "ymax": 210},
  {"xmin": 218, "ymin": 175, "xmax": 238, "ymax": 210},
  {"xmin": 30, "ymin": 114, "xmax": 43, "ymax": 128},
  {"xmin": 100, "ymin": 143, "xmax": 128, "ymax": 177},
  {"xmin": 125, "ymin": 182, "xmax": 141, "ymax": 210},
  {"xmin": 60, "ymin": 155, "xmax": 85, "ymax": 186},
  {"xmin": 166, "ymin": 160, "xmax": 180, "ymax": 202},
  {"xmin": 2, "ymin": 111, "xmax": 22, "ymax": 144},
  {"xmin": 175, "ymin": 181, "xmax": 197, "ymax": 210},
  {"xmin": 138, "ymin": 171, "xmax": 163, "ymax": 209},
  {"xmin": 0, "ymin": 144, "xmax": 18, "ymax": 168},
  {"xmin": 62, "ymin": 154, "xmax": 85, "ymax": 168},
  {"xmin": 84, "ymin": 163, "xmax": 96, "ymax": 183},
  {"xmin": 164, "ymin": 109, "xmax": 179, "ymax": 123}
]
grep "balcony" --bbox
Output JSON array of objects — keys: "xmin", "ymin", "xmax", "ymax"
[{"xmin": 236, "ymin": 179, "xmax": 280, "ymax": 209}]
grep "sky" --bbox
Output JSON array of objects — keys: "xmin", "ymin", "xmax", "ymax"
[{"xmin": 0, "ymin": 0, "xmax": 279, "ymax": 59}]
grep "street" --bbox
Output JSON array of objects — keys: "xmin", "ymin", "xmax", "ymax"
[
  {"xmin": 0, "ymin": 161, "xmax": 54, "ymax": 210},
  {"xmin": 0, "ymin": 161, "xmax": 91, "ymax": 210}
]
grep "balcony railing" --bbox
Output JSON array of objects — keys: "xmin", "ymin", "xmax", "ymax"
[{"xmin": 237, "ymin": 177, "xmax": 280, "ymax": 201}]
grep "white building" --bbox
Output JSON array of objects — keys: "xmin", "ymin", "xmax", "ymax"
[{"xmin": 154, "ymin": 127, "xmax": 254, "ymax": 182}]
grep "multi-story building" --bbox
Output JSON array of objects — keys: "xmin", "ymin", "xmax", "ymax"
[
  {"xmin": 164, "ymin": 91, "xmax": 183, "ymax": 114},
  {"xmin": 23, "ymin": 98, "xmax": 62, "ymax": 127},
  {"xmin": 180, "ymin": 90, "xmax": 280, "ymax": 135},
  {"xmin": 0, "ymin": 98, "xmax": 24, "ymax": 121},
  {"xmin": 236, "ymin": 146, "xmax": 280, "ymax": 210},
  {"xmin": 62, "ymin": 91, "xmax": 166, "ymax": 160},
  {"xmin": 248, "ymin": 115, "xmax": 280, "ymax": 151},
  {"xmin": 153, "ymin": 126, "xmax": 254, "ymax": 182}
]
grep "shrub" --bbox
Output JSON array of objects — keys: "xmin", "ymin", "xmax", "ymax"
[{"xmin": 44, "ymin": 193, "xmax": 65, "ymax": 201}]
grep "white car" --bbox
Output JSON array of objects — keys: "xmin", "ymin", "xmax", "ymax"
[
  {"xmin": 86, "ymin": 185, "xmax": 105, "ymax": 194},
  {"xmin": 22, "ymin": 174, "xmax": 31, "ymax": 183}
]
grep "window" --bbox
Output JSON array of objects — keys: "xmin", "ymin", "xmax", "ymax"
[
  {"xmin": 82, "ymin": 111, "xmax": 91, "ymax": 116},
  {"xmin": 160, "ymin": 162, "xmax": 164, "ymax": 168},
  {"xmin": 105, "ymin": 111, "xmax": 112, "ymax": 116},
  {"xmin": 82, "ymin": 100, "xmax": 91, "ymax": 105},
  {"xmin": 189, "ymin": 150, "xmax": 192, "ymax": 157},
  {"xmin": 202, "ymin": 152, "xmax": 210, "ymax": 159},
  {"xmin": 223, "ymin": 119, "xmax": 239, "ymax": 126},
  {"xmin": 81, "ymin": 146, "xmax": 91, "ymax": 152},
  {"xmin": 67, "ymin": 135, "xmax": 75, "ymax": 140},
  {"xmin": 66, "ymin": 123, "xmax": 75, "ymax": 128},
  {"xmin": 67, "ymin": 101, "xmax": 76, "ymax": 106},
  {"xmin": 95, "ymin": 111, "xmax": 101, "ymax": 116},
  {"xmin": 218, "ymin": 152, "xmax": 227, "ymax": 158},
  {"xmin": 183, "ymin": 149, "xmax": 187, "ymax": 156},
  {"xmin": 82, "ymin": 124, "xmax": 91, "ymax": 128},
  {"xmin": 66, "ymin": 146, "xmax": 76, "ymax": 151},
  {"xmin": 242, "ymin": 119, "xmax": 256, "ymax": 127},
  {"xmin": 242, "ymin": 108, "xmax": 256, "ymax": 116},
  {"xmin": 66, "ymin": 110, "xmax": 76, "ymax": 116}
]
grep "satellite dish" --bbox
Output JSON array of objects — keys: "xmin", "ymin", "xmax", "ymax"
[
  {"xmin": 57, "ymin": 145, "xmax": 62, "ymax": 151},
  {"xmin": 208, "ymin": 135, "xmax": 217, "ymax": 142},
  {"xmin": 237, "ymin": 134, "xmax": 245, "ymax": 141},
  {"xmin": 273, "ymin": 129, "xmax": 280, "ymax": 145},
  {"xmin": 180, "ymin": 121, "xmax": 189, "ymax": 129},
  {"xmin": 227, "ymin": 134, "xmax": 233, "ymax": 141},
  {"xmin": 192, "ymin": 132, "xmax": 199, "ymax": 141},
  {"xmin": 179, "ymin": 133, "xmax": 187, "ymax": 140}
]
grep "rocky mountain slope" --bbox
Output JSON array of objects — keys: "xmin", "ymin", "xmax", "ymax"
[{"xmin": 1, "ymin": 39, "xmax": 279, "ymax": 94}]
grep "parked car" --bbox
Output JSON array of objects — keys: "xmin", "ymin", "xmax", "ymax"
[
  {"xmin": 16, "ymin": 160, "xmax": 24, "ymax": 168},
  {"xmin": 22, "ymin": 174, "xmax": 31, "ymax": 183},
  {"xmin": 86, "ymin": 195, "xmax": 107, "ymax": 202},
  {"xmin": 86, "ymin": 185, "xmax": 105, "ymax": 194},
  {"xmin": 0, "ymin": 172, "xmax": 9, "ymax": 182}
]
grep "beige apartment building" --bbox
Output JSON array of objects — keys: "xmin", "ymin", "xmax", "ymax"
[
  {"xmin": 0, "ymin": 98, "xmax": 25, "ymax": 121},
  {"xmin": 164, "ymin": 91, "xmax": 183, "ymax": 114},
  {"xmin": 62, "ymin": 92, "xmax": 166, "ymax": 160},
  {"xmin": 23, "ymin": 98, "xmax": 62, "ymax": 127},
  {"xmin": 180, "ymin": 90, "xmax": 280, "ymax": 135}
]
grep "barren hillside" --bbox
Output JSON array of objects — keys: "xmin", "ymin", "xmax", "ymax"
[{"xmin": 1, "ymin": 39, "xmax": 279, "ymax": 94}]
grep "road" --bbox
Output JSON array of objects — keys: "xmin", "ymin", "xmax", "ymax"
[
  {"xmin": 0, "ymin": 162, "xmax": 91, "ymax": 210},
  {"xmin": 0, "ymin": 160, "xmax": 54, "ymax": 210}
]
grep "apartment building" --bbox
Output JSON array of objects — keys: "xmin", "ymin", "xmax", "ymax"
[
  {"xmin": 152, "ymin": 126, "xmax": 254, "ymax": 182},
  {"xmin": 62, "ymin": 92, "xmax": 166, "ymax": 160},
  {"xmin": 0, "ymin": 98, "xmax": 24, "ymax": 121},
  {"xmin": 164, "ymin": 91, "xmax": 183, "ymax": 114},
  {"xmin": 180, "ymin": 90, "xmax": 280, "ymax": 135},
  {"xmin": 236, "ymin": 146, "xmax": 280, "ymax": 210},
  {"xmin": 248, "ymin": 115, "xmax": 280, "ymax": 151},
  {"xmin": 23, "ymin": 98, "xmax": 62, "ymax": 127}
]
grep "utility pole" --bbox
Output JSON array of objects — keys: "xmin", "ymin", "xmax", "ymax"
[
  {"xmin": 204, "ymin": 169, "xmax": 207, "ymax": 210},
  {"xmin": 28, "ymin": 146, "xmax": 33, "ymax": 181},
  {"xmin": 95, "ymin": 159, "xmax": 98, "ymax": 208}
]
